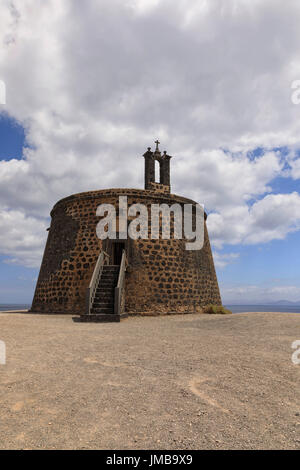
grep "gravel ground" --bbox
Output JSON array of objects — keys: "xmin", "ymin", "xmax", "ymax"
[{"xmin": 0, "ymin": 311, "xmax": 299, "ymax": 450}]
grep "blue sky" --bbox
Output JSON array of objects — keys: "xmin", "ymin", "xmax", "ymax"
[
  {"xmin": 0, "ymin": 117, "xmax": 35, "ymax": 303},
  {"xmin": 0, "ymin": 114, "xmax": 25, "ymax": 161},
  {"xmin": 0, "ymin": 0, "xmax": 300, "ymax": 305}
]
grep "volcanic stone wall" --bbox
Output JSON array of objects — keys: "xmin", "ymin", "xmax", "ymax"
[
  {"xmin": 148, "ymin": 182, "xmax": 170, "ymax": 193},
  {"xmin": 31, "ymin": 189, "xmax": 221, "ymax": 315}
]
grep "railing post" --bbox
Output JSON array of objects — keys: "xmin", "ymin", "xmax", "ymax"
[
  {"xmin": 114, "ymin": 250, "xmax": 126, "ymax": 316},
  {"xmin": 86, "ymin": 287, "xmax": 91, "ymax": 315},
  {"xmin": 114, "ymin": 287, "xmax": 119, "ymax": 315}
]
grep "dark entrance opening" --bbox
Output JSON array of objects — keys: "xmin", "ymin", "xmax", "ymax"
[{"xmin": 112, "ymin": 242, "xmax": 125, "ymax": 265}]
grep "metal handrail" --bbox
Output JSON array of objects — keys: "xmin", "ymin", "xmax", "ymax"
[
  {"xmin": 86, "ymin": 250, "xmax": 109, "ymax": 314},
  {"xmin": 114, "ymin": 250, "xmax": 127, "ymax": 315}
]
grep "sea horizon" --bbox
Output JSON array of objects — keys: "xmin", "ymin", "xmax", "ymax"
[
  {"xmin": 226, "ymin": 304, "xmax": 300, "ymax": 313},
  {"xmin": 0, "ymin": 304, "xmax": 31, "ymax": 311},
  {"xmin": 1, "ymin": 303, "xmax": 300, "ymax": 314}
]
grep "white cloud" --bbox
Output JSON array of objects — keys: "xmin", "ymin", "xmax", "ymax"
[
  {"xmin": 0, "ymin": 0, "xmax": 300, "ymax": 266},
  {"xmin": 213, "ymin": 251, "xmax": 239, "ymax": 269},
  {"xmin": 246, "ymin": 192, "xmax": 300, "ymax": 243},
  {"xmin": 288, "ymin": 155, "xmax": 300, "ymax": 180},
  {"xmin": 0, "ymin": 208, "xmax": 47, "ymax": 267},
  {"xmin": 209, "ymin": 191, "xmax": 300, "ymax": 249},
  {"xmin": 175, "ymin": 148, "xmax": 283, "ymax": 208},
  {"xmin": 222, "ymin": 283, "xmax": 300, "ymax": 304}
]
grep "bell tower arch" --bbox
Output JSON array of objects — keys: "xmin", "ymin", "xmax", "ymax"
[{"xmin": 142, "ymin": 140, "xmax": 172, "ymax": 193}]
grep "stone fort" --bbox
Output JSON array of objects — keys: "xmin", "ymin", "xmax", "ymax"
[{"xmin": 31, "ymin": 141, "xmax": 222, "ymax": 321}]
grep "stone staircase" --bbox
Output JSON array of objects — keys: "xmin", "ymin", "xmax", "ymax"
[
  {"xmin": 79, "ymin": 265, "xmax": 127, "ymax": 323},
  {"xmin": 92, "ymin": 265, "xmax": 119, "ymax": 314}
]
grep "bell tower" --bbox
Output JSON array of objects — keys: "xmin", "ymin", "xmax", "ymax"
[{"xmin": 143, "ymin": 140, "xmax": 172, "ymax": 193}]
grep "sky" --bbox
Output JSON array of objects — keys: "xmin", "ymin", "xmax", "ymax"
[{"xmin": 0, "ymin": 0, "xmax": 300, "ymax": 305}]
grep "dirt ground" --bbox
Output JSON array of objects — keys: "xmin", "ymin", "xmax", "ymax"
[{"xmin": 0, "ymin": 311, "xmax": 299, "ymax": 450}]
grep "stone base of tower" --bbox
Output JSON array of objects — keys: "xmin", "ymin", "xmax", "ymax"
[{"xmin": 77, "ymin": 313, "xmax": 128, "ymax": 322}]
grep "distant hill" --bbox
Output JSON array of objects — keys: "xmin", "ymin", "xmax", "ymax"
[
  {"xmin": 227, "ymin": 300, "xmax": 300, "ymax": 306},
  {"xmin": 269, "ymin": 300, "xmax": 300, "ymax": 306}
]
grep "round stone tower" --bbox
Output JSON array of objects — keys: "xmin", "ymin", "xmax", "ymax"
[{"xmin": 31, "ymin": 143, "xmax": 221, "ymax": 317}]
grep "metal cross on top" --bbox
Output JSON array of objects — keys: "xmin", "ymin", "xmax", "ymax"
[{"xmin": 155, "ymin": 140, "xmax": 160, "ymax": 152}]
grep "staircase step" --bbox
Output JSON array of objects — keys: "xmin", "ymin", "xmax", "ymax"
[
  {"xmin": 91, "ymin": 307, "xmax": 114, "ymax": 314},
  {"xmin": 95, "ymin": 293, "xmax": 114, "ymax": 299},
  {"xmin": 93, "ymin": 292, "xmax": 114, "ymax": 302},
  {"xmin": 98, "ymin": 284, "xmax": 115, "ymax": 289},
  {"xmin": 96, "ymin": 286, "xmax": 115, "ymax": 295},
  {"xmin": 93, "ymin": 302, "xmax": 114, "ymax": 308}
]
